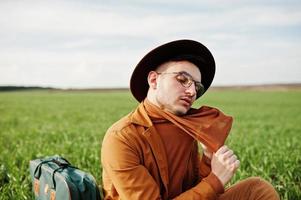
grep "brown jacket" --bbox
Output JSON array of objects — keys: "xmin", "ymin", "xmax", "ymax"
[{"xmin": 101, "ymin": 103, "xmax": 223, "ymax": 200}]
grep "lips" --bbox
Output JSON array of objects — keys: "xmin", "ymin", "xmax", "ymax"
[{"xmin": 180, "ymin": 97, "xmax": 192, "ymax": 106}]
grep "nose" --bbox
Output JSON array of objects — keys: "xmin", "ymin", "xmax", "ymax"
[{"xmin": 185, "ymin": 84, "xmax": 197, "ymax": 97}]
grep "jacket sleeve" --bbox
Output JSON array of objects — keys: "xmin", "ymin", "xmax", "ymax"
[
  {"xmin": 172, "ymin": 146, "xmax": 223, "ymax": 199},
  {"xmin": 101, "ymin": 131, "xmax": 163, "ymax": 200},
  {"xmin": 199, "ymin": 153, "xmax": 224, "ymax": 194},
  {"xmin": 102, "ymin": 131, "xmax": 222, "ymax": 200}
]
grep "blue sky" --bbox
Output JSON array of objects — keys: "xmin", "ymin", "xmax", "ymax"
[{"xmin": 0, "ymin": 0, "xmax": 300, "ymax": 88}]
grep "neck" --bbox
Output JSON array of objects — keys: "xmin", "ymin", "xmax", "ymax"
[{"xmin": 146, "ymin": 91, "xmax": 161, "ymax": 108}]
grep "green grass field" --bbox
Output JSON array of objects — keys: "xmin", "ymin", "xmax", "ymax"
[{"xmin": 0, "ymin": 90, "xmax": 300, "ymax": 199}]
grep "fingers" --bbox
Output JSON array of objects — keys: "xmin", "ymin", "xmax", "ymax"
[
  {"xmin": 234, "ymin": 160, "xmax": 240, "ymax": 168},
  {"xmin": 215, "ymin": 145, "xmax": 240, "ymax": 170},
  {"xmin": 231, "ymin": 160, "xmax": 240, "ymax": 172},
  {"xmin": 227, "ymin": 154, "xmax": 237, "ymax": 164},
  {"xmin": 215, "ymin": 145, "xmax": 229, "ymax": 156},
  {"xmin": 211, "ymin": 146, "xmax": 240, "ymax": 186},
  {"xmin": 223, "ymin": 149, "xmax": 234, "ymax": 160},
  {"xmin": 216, "ymin": 146, "xmax": 234, "ymax": 159}
]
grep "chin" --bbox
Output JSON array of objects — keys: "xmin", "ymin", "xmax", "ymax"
[
  {"xmin": 173, "ymin": 106, "xmax": 189, "ymax": 116},
  {"xmin": 164, "ymin": 102, "xmax": 190, "ymax": 116}
]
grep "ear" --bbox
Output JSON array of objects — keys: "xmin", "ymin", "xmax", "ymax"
[{"xmin": 147, "ymin": 71, "xmax": 158, "ymax": 89}]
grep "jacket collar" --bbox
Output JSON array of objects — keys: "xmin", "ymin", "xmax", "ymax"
[
  {"xmin": 129, "ymin": 101, "xmax": 170, "ymax": 196},
  {"xmin": 130, "ymin": 101, "xmax": 153, "ymax": 127}
]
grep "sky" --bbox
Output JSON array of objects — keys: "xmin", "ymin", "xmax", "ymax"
[{"xmin": 0, "ymin": 0, "xmax": 300, "ymax": 89}]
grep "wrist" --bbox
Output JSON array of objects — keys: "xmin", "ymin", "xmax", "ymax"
[
  {"xmin": 203, "ymin": 172, "xmax": 225, "ymax": 194},
  {"xmin": 211, "ymin": 171, "xmax": 227, "ymax": 186}
]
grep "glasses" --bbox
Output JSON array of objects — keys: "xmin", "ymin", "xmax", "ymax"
[{"xmin": 156, "ymin": 71, "xmax": 205, "ymax": 97}]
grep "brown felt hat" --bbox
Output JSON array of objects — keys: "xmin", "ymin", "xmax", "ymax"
[{"xmin": 130, "ymin": 39, "xmax": 215, "ymax": 102}]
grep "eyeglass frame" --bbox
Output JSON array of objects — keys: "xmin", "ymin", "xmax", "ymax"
[{"xmin": 155, "ymin": 71, "xmax": 205, "ymax": 97}]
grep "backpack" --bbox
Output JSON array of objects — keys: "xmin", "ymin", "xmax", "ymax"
[{"xmin": 29, "ymin": 155, "xmax": 103, "ymax": 200}]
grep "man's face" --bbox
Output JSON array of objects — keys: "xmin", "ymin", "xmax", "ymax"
[{"xmin": 154, "ymin": 60, "xmax": 202, "ymax": 116}]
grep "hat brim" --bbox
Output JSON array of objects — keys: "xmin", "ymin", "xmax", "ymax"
[{"xmin": 130, "ymin": 39, "xmax": 215, "ymax": 102}]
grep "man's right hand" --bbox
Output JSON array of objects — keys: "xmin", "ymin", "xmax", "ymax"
[{"xmin": 211, "ymin": 145, "xmax": 240, "ymax": 186}]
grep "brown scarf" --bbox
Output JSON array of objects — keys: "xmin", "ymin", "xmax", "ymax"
[{"xmin": 143, "ymin": 99, "xmax": 233, "ymax": 152}]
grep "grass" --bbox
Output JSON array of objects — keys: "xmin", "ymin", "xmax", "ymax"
[{"xmin": 0, "ymin": 90, "xmax": 300, "ymax": 199}]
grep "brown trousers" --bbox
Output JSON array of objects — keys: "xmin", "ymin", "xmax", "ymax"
[{"xmin": 218, "ymin": 177, "xmax": 280, "ymax": 200}]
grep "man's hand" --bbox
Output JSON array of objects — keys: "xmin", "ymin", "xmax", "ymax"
[{"xmin": 211, "ymin": 145, "xmax": 240, "ymax": 186}]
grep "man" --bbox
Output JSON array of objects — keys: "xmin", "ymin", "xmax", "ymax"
[{"xmin": 101, "ymin": 39, "xmax": 279, "ymax": 199}]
